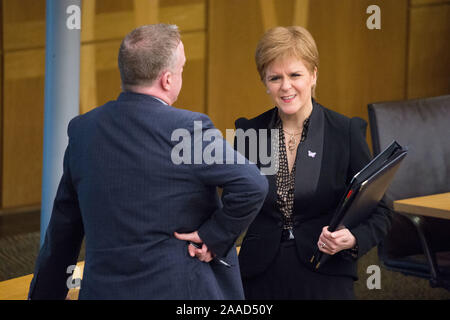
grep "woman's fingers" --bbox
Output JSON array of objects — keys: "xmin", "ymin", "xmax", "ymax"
[{"xmin": 318, "ymin": 227, "xmax": 356, "ymax": 254}]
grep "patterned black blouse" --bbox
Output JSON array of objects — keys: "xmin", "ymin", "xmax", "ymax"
[{"xmin": 275, "ymin": 115, "xmax": 310, "ymax": 230}]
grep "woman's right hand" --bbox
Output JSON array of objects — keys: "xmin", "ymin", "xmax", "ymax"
[{"xmin": 317, "ymin": 226, "xmax": 356, "ymax": 255}]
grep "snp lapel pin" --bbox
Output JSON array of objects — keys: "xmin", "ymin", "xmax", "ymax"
[{"xmin": 308, "ymin": 150, "xmax": 316, "ymax": 158}]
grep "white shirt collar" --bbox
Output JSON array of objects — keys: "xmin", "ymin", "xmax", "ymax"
[{"xmin": 151, "ymin": 95, "xmax": 168, "ymax": 105}]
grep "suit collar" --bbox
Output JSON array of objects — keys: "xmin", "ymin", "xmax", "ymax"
[
  {"xmin": 293, "ymin": 100, "xmax": 324, "ymax": 212},
  {"xmin": 267, "ymin": 107, "xmax": 280, "ymax": 129},
  {"xmin": 117, "ymin": 91, "xmax": 168, "ymax": 106}
]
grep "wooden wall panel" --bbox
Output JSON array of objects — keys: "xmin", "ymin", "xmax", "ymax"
[
  {"xmin": 2, "ymin": 49, "xmax": 45, "ymax": 208},
  {"xmin": 1, "ymin": 0, "xmax": 207, "ymax": 47},
  {"xmin": 309, "ymin": 0, "xmax": 408, "ymax": 121},
  {"xmin": 80, "ymin": 31, "xmax": 206, "ymax": 114},
  {"xmin": 81, "ymin": 0, "xmax": 205, "ymax": 42},
  {"xmin": 208, "ymin": 0, "xmax": 408, "ymax": 137},
  {"xmin": 407, "ymin": 3, "xmax": 450, "ymax": 99},
  {"xmin": 80, "ymin": 0, "xmax": 207, "ymax": 114},
  {"xmin": 208, "ymin": 0, "xmax": 289, "ymax": 135},
  {"xmin": 0, "ymin": 0, "xmax": 3, "ymax": 205},
  {"xmin": 160, "ymin": 0, "xmax": 205, "ymax": 32},
  {"xmin": 0, "ymin": 52, "xmax": 2, "ymax": 206},
  {"xmin": 80, "ymin": 41, "xmax": 121, "ymax": 114},
  {"xmin": 173, "ymin": 31, "xmax": 205, "ymax": 113},
  {"xmin": 2, "ymin": 0, "xmax": 46, "ymax": 50},
  {"xmin": 1, "ymin": 0, "xmax": 45, "ymax": 208},
  {"xmin": 1, "ymin": 0, "xmax": 206, "ymax": 209},
  {"xmin": 410, "ymin": 0, "xmax": 450, "ymax": 6}
]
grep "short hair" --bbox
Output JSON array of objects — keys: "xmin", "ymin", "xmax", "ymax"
[
  {"xmin": 118, "ymin": 24, "xmax": 181, "ymax": 89},
  {"xmin": 255, "ymin": 26, "xmax": 319, "ymax": 95}
]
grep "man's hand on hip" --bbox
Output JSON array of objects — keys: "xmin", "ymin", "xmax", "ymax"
[{"xmin": 174, "ymin": 231, "xmax": 214, "ymax": 262}]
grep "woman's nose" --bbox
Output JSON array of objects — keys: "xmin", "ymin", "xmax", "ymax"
[{"xmin": 281, "ymin": 78, "xmax": 292, "ymax": 90}]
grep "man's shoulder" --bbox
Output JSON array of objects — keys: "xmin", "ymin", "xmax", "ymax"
[
  {"xmin": 67, "ymin": 101, "xmax": 111, "ymax": 134},
  {"xmin": 167, "ymin": 105, "xmax": 209, "ymax": 120},
  {"xmin": 235, "ymin": 107, "xmax": 277, "ymax": 130},
  {"xmin": 161, "ymin": 106, "xmax": 214, "ymax": 132}
]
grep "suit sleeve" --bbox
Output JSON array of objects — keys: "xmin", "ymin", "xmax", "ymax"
[
  {"xmin": 28, "ymin": 125, "xmax": 84, "ymax": 299},
  {"xmin": 190, "ymin": 114, "xmax": 268, "ymax": 258},
  {"xmin": 346, "ymin": 117, "xmax": 392, "ymax": 258}
]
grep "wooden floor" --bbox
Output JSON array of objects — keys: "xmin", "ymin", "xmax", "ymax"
[{"xmin": 0, "ymin": 261, "xmax": 84, "ymax": 300}]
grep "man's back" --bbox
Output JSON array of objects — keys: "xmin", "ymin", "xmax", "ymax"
[{"xmin": 29, "ymin": 92, "xmax": 268, "ymax": 299}]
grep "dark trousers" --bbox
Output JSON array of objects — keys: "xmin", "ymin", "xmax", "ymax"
[{"xmin": 242, "ymin": 240, "xmax": 355, "ymax": 300}]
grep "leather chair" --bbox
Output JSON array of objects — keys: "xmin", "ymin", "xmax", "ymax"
[{"xmin": 368, "ymin": 94, "xmax": 450, "ymax": 290}]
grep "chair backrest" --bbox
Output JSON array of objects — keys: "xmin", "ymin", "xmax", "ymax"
[
  {"xmin": 368, "ymin": 95, "xmax": 450, "ymax": 259},
  {"xmin": 368, "ymin": 95, "xmax": 450, "ymax": 206}
]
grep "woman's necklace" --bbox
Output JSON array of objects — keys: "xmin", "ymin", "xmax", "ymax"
[{"xmin": 282, "ymin": 128, "xmax": 302, "ymax": 152}]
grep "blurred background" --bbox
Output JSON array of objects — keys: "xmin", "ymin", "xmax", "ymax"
[{"xmin": 0, "ymin": 0, "xmax": 449, "ymax": 299}]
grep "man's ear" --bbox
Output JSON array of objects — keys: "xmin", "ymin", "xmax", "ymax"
[{"xmin": 160, "ymin": 71, "xmax": 172, "ymax": 91}]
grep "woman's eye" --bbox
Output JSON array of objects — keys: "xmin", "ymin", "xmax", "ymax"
[
  {"xmin": 268, "ymin": 76, "xmax": 280, "ymax": 81},
  {"xmin": 291, "ymin": 73, "xmax": 301, "ymax": 78}
]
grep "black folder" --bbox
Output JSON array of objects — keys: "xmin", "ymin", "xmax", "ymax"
[{"xmin": 310, "ymin": 140, "xmax": 408, "ymax": 269}]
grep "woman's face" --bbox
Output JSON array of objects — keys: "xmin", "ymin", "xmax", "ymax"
[{"xmin": 264, "ymin": 56, "xmax": 317, "ymax": 117}]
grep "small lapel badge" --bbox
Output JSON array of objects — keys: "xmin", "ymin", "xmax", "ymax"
[{"xmin": 308, "ymin": 150, "xmax": 316, "ymax": 158}]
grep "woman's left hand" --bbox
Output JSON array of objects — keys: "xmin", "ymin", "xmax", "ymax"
[{"xmin": 317, "ymin": 226, "xmax": 356, "ymax": 255}]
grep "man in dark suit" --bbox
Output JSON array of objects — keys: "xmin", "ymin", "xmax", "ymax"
[{"xmin": 28, "ymin": 24, "xmax": 268, "ymax": 300}]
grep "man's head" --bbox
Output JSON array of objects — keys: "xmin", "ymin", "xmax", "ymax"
[{"xmin": 118, "ymin": 24, "xmax": 185, "ymax": 104}]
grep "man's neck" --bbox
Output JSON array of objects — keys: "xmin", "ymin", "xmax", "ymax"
[{"xmin": 124, "ymin": 85, "xmax": 171, "ymax": 105}]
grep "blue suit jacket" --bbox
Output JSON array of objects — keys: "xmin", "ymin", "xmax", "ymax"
[{"xmin": 29, "ymin": 92, "xmax": 268, "ymax": 299}]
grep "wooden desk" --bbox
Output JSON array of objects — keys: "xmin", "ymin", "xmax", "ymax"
[
  {"xmin": 0, "ymin": 274, "xmax": 33, "ymax": 300},
  {"xmin": 0, "ymin": 261, "xmax": 84, "ymax": 300},
  {"xmin": 393, "ymin": 192, "xmax": 450, "ymax": 220},
  {"xmin": 0, "ymin": 246, "xmax": 242, "ymax": 300}
]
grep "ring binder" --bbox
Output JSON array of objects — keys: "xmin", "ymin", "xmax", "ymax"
[{"xmin": 311, "ymin": 140, "xmax": 408, "ymax": 269}]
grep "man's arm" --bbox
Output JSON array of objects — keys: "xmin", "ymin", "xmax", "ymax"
[
  {"xmin": 28, "ymin": 139, "xmax": 84, "ymax": 299},
  {"xmin": 183, "ymin": 113, "xmax": 268, "ymax": 258}
]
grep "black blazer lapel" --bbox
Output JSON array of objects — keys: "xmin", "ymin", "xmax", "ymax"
[
  {"xmin": 259, "ymin": 108, "xmax": 279, "ymax": 212},
  {"xmin": 293, "ymin": 102, "xmax": 324, "ymax": 212}
]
